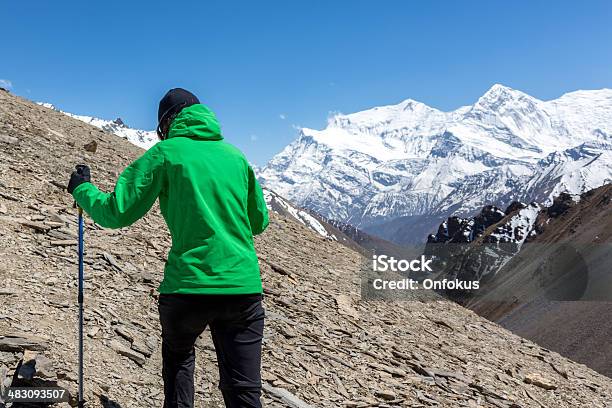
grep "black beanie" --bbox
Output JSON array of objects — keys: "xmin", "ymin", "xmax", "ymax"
[{"xmin": 157, "ymin": 88, "xmax": 200, "ymax": 138}]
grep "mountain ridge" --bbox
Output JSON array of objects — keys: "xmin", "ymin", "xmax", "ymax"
[
  {"xmin": 260, "ymin": 84, "xmax": 612, "ymax": 244},
  {"xmin": 423, "ymin": 184, "xmax": 612, "ymax": 376}
]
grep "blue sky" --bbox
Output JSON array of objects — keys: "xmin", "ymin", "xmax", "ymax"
[{"xmin": 2, "ymin": 1, "xmax": 611, "ymax": 165}]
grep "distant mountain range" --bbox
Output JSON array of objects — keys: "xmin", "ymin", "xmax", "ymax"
[
  {"xmin": 259, "ymin": 84, "xmax": 612, "ymax": 244},
  {"xmin": 36, "ymin": 102, "xmax": 157, "ymax": 150}
]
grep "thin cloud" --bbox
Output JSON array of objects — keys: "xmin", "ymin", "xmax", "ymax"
[
  {"xmin": 0, "ymin": 79, "xmax": 13, "ymax": 89},
  {"xmin": 279, "ymin": 113, "xmax": 287, "ymax": 120},
  {"xmin": 250, "ymin": 134, "xmax": 258, "ymax": 142}
]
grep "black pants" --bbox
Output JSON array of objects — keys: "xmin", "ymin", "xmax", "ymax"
[{"xmin": 158, "ymin": 293, "xmax": 265, "ymax": 408}]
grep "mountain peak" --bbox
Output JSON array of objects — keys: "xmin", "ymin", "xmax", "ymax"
[
  {"xmin": 326, "ymin": 98, "xmax": 439, "ymax": 131},
  {"xmin": 398, "ymin": 98, "xmax": 421, "ymax": 107},
  {"xmin": 112, "ymin": 117, "xmax": 127, "ymax": 128},
  {"xmin": 487, "ymin": 83, "xmax": 513, "ymax": 92},
  {"xmin": 473, "ymin": 83, "xmax": 536, "ymax": 111},
  {"xmin": 480, "ymin": 83, "xmax": 526, "ymax": 100}
]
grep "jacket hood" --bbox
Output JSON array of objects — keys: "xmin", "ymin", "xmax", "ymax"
[{"xmin": 167, "ymin": 104, "xmax": 223, "ymax": 141}]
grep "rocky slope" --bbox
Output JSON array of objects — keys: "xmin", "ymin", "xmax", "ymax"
[
  {"xmin": 259, "ymin": 84, "xmax": 612, "ymax": 244},
  {"xmin": 474, "ymin": 185, "xmax": 612, "ymax": 378},
  {"xmin": 424, "ymin": 186, "xmax": 612, "ymax": 377},
  {"xmin": 1, "ymin": 90, "xmax": 611, "ymax": 407}
]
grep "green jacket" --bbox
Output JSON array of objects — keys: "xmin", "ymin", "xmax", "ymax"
[{"xmin": 72, "ymin": 104, "xmax": 269, "ymax": 294}]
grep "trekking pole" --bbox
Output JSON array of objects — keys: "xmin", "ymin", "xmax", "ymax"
[{"xmin": 77, "ymin": 206, "xmax": 85, "ymax": 408}]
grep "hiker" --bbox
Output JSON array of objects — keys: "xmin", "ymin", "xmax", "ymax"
[{"xmin": 67, "ymin": 88, "xmax": 269, "ymax": 408}]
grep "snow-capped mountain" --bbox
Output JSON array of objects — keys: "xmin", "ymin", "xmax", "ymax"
[
  {"xmin": 260, "ymin": 84, "xmax": 612, "ymax": 244},
  {"xmin": 37, "ymin": 102, "xmax": 157, "ymax": 149}
]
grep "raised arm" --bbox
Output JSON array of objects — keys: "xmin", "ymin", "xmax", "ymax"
[{"xmin": 71, "ymin": 145, "xmax": 166, "ymax": 229}]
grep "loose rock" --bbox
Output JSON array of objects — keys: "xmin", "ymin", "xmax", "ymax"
[
  {"xmin": 524, "ymin": 373, "xmax": 558, "ymax": 390},
  {"xmin": 109, "ymin": 340, "xmax": 146, "ymax": 366}
]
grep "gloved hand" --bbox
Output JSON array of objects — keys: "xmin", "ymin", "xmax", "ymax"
[{"xmin": 67, "ymin": 164, "xmax": 91, "ymax": 194}]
